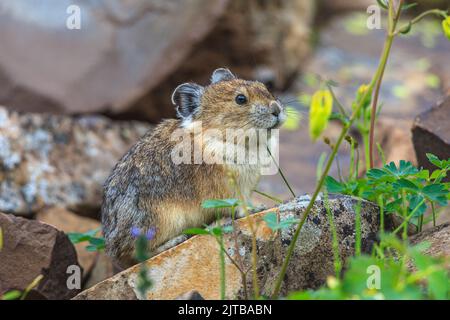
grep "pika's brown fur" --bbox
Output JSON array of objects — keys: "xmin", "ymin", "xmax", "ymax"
[{"xmin": 101, "ymin": 68, "xmax": 285, "ymax": 268}]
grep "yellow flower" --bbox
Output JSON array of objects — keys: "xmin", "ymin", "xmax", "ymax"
[
  {"xmin": 442, "ymin": 17, "xmax": 450, "ymax": 41},
  {"xmin": 309, "ymin": 90, "xmax": 333, "ymax": 141},
  {"xmin": 282, "ymin": 106, "xmax": 302, "ymax": 131}
]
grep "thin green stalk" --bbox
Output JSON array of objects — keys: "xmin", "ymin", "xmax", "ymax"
[
  {"xmin": 230, "ymin": 205, "xmax": 249, "ymax": 299},
  {"xmin": 401, "ymin": 190, "xmax": 408, "ymax": 240},
  {"xmin": 218, "ymin": 233, "xmax": 226, "ymax": 300},
  {"xmin": 349, "ymin": 139, "xmax": 355, "ymax": 181},
  {"xmin": 324, "ymin": 192, "xmax": 342, "ymax": 277},
  {"xmin": 368, "ymin": 0, "xmax": 402, "ymax": 168},
  {"xmin": 393, "ymin": 198, "xmax": 426, "ymax": 235},
  {"xmin": 253, "ymin": 189, "xmax": 283, "ymax": 204},
  {"xmin": 235, "ymin": 181, "xmax": 260, "ymax": 299},
  {"xmin": 395, "ymin": 9, "xmax": 448, "ymax": 35},
  {"xmin": 268, "ymin": 147, "xmax": 296, "ymax": 198},
  {"xmin": 377, "ymin": 194, "xmax": 385, "ymax": 234},
  {"xmin": 271, "ymin": 8, "xmax": 398, "ymax": 297},
  {"xmin": 363, "ymin": 130, "xmax": 371, "ymax": 171},
  {"xmin": 431, "ymin": 202, "xmax": 437, "ymax": 227}
]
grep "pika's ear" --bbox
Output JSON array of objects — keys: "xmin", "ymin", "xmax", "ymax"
[
  {"xmin": 171, "ymin": 83, "xmax": 204, "ymax": 118},
  {"xmin": 211, "ymin": 68, "xmax": 236, "ymax": 84}
]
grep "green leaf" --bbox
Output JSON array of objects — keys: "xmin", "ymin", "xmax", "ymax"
[
  {"xmin": 221, "ymin": 225, "xmax": 234, "ymax": 234},
  {"xmin": 426, "ymin": 153, "xmax": 450, "ymax": 169},
  {"xmin": 393, "ymin": 178, "xmax": 419, "ymax": 191},
  {"xmin": 183, "ymin": 228, "xmax": 210, "ymax": 235},
  {"xmin": 410, "ymin": 251, "xmax": 448, "ymax": 299},
  {"xmin": 401, "ymin": 2, "xmax": 417, "ymax": 11},
  {"xmin": 201, "ymin": 199, "xmax": 240, "ymax": 209},
  {"xmin": 68, "ymin": 228, "xmax": 101, "ymax": 244},
  {"xmin": 376, "ymin": 0, "xmax": 388, "ymax": 10},
  {"xmin": 2, "ymin": 290, "xmax": 22, "ymax": 300},
  {"xmin": 263, "ymin": 212, "xmax": 299, "ymax": 231},
  {"xmin": 422, "ymin": 184, "xmax": 448, "ymax": 205},
  {"xmin": 408, "ymin": 195, "xmax": 427, "ymax": 217},
  {"xmin": 367, "ymin": 168, "xmax": 388, "ymax": 180}
]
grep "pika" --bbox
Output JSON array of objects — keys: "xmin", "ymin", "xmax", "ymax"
[{"xmin": 102, "ymin": 68, "xmax": 285, "ymax": 268}]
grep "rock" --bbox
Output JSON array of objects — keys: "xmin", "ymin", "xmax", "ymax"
[
  {"xmin": 119, "ymin": 0, "xmax": 315, "ymax": 121},
  {"xmin": 410, "ymin": 223, "xmax": 450, "ymax": 260},
  {"xmin": 175, "ymin": 290, "xmax": 204, "ymax": 300},
  {"xmin": 0, "ymin": 212, "xmax": 81, "ymax": 299},
  {"xmin": 0, "ymin": 0, "xmax": 229, "ymax": 117},
  {"xmin": 0, "ymin": 106, "xmax": 150, "ymax": 216},
  {"xmin": 73, "ymin": 195, "xmax": 384, "ymax": 300},
  {"xmin": 412, "ymin": 97, "xmax": 450, "ymax": 179},
  {"xmin": 320, "ymin": 0, "xmax": 374, "ymax": 13},
  {"xmin": 36, "ymin": 207, "xmax": 101, "ymax": 276},
  {"xmin": 83, "ymin": 252, "xmax": 115, "ymax": 290}
]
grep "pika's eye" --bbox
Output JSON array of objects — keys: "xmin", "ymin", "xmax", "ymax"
[{"xmin": 235, "ymin": 94, "xmax": 247, "ymax": 105}]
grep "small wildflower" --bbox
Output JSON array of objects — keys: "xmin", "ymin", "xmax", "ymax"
[
  {"xmin": 131, "ymin": 226, "xmax": 156, "ymax": 240},
  {"xmin": 309, "ymin": 89, "xmax": 333, "ymax": 141},
  {"xmin": 131, "ymin": 226, "xmax": 141, "ymax": 238},
  {"xmin": 145, "ymin": 227, "xmax": 156, "ymax": 241}
]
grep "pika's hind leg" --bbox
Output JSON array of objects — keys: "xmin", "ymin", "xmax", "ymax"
[{"xmin": 153, "ymin": 234, "xmax": 190, "ymax": 255}]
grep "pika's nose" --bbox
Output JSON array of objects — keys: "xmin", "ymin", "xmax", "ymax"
[{"xmin": 270, "ymin": 100, "xmax": 282, "ymax": 116}]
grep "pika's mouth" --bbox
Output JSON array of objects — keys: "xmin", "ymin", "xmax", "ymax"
[{"xmin": 270, "ymin": 112, "xmax": 286, "ymax": 129}]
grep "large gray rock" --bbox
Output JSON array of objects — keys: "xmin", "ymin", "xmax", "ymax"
[
  {"xmin": 0, "ymin": 0, "xmax": 228, "ymax": 115},
  {"xmin": 0, "ymin": 212, "xmax": 81, "ymax": 300},
  {"xmin": 0, "ymin": 106, "xmax": 150, "ymax": 216},
  {"xmin": 74, "ymin": 195, "xmax": 384, "ymax": 300}
]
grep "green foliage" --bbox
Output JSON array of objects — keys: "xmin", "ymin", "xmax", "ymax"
[
  {"xmin": 1, "ymin": 290, "xmax": 21, "ymax": 300},
  {"xmin": 68, "ymin": 228, "xmax": 105, "ymax": 252},
  {"xmin": 202, "ymin": 198, "xmax": 240, "ymax": 209},
  {"xmin": 289, "ymin": 236, "xmax": 449, "ymax": 300},
  {"xmin": 309, "ymin": 90, "xmax": 333, "ymax": 141},
  {"xmin": 325, "ymin": 155, "xmax": 450, "ymax": 230},
  {"xmin": 442, "ymin": 16, "xmax": 450, "ymax": 41}
]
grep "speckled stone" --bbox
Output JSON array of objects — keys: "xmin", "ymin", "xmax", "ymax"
[{"xmin": 0, "ymin": 106, "xmax": 150, "ymax": 217}]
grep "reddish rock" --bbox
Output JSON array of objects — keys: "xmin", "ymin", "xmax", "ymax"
[
  {"xmin": 36, "ymin": 207, "xmax": 101, "ymax": 276},
  {"xmin": 0, "ymin": 212, "xmax": 81, "ymax": 299}
]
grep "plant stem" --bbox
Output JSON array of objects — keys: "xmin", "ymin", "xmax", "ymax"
[
  {"xmin": 324, "ymin": 192, "xmax": 342, "ymax": 277},
  {"xmin": 270, "ymin": 5, "xmax": 399, "ymax": 297},
  {"xmin": 377, "ymin": 194, "xmax": 385, "ymax": 234},
  {"xmin": 219, "ymin": 233, "xmax": 226, "ymax": 300},
  {"xmin": 393, "ymin": 198, "xmax": 426, "ymax": 235},
  {"xmin": 368, "ymin": 0, "xmax": 403, "ymax": 169},
  {"xmin": 235, "ymin": 183, "xmax": 260, "ymax": 299},
  {"xmin": 253, "ymin": 189, "xmax": 283, "ymax": 204},
  {"xmin": 431, "ymin": 202, "xmax": 436, "ymax": 227},
  {"xmin": 268, "ymin": 147, "xmax": 296, "ymax": 198},
  {"xmin": 395, "ymin": 9, "xmax": 448, "ymax": 35}
]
